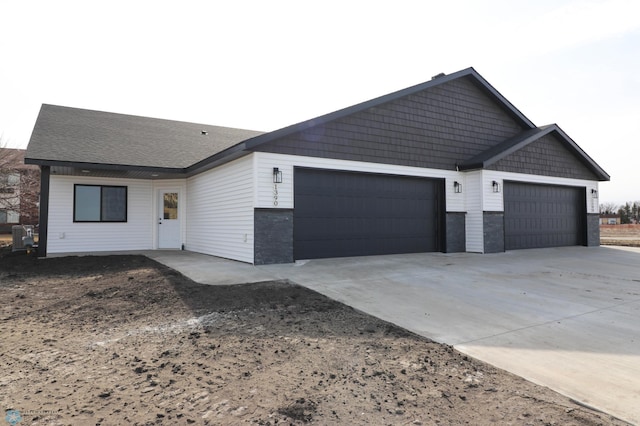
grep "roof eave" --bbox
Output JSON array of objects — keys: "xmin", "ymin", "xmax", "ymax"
[
  {"xmin": 24, "ymin": 158, "xmax": 187, "ymax": 175},
  {"xmin": 458, "ymin": 128, "xmax": 549, "ymax": 171},
  {"xmin": 457, "ymin": 162, "xmax": 484, "ymax": 171},
  {"xmin": 185, "ymin": 142, "xmax": 251, "ymax": 177}
]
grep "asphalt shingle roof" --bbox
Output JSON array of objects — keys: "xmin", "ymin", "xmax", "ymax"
[
  {"xmin": 26, "ymin": 105, "xmax": 264, "ymax": 169},
  {"xmin": 24, "ymin": 68, "xmax": 609, "ymax": 182}
]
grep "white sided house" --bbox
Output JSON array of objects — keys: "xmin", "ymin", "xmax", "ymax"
[{"xmin": 25, "ymin": 68, "xmax": 609, "ymax": 264}]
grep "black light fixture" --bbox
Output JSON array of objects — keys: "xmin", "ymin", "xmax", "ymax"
[
  {"xmin": 492, "ymin": 180, "xmax": 501, "ymax": 193},
  {"xmin": 591, "ymin": 188, "xmax": 598, "ymax": 198},
  {"xmin": 273, "ymin": 167, "xmax": 283, "ymax": 184},
  {"xmin": 454, "ymin": 181, "xmax": 462, "ymax": 193}
]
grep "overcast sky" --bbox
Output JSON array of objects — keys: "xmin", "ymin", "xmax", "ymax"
[{"xmin": 1, "ymin": 0, "xmax": 638, "ymax": 204}]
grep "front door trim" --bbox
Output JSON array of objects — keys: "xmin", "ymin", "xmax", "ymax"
[{"xmin": 157, "ymin": 188, "xmax": 182, "ymax": 249}]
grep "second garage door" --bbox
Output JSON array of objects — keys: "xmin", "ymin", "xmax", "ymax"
[
  {"xmin": 504, "ymin": 181, "xmax": 586, "ymax": 250},
  {"xmin": 293, "ymin": 168, "xmax": 444, "ymax": 260}
]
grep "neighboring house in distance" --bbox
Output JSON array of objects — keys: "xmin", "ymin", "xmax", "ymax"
[
  {"xmin": 600, "ymin": 214, "xmax": 621, "ymax": 225},
  {"xmin": 0, "ymin": 148, "xmax": 40, "ymax": 233},
  {"xmin": 25, "ymin": 67, "xmax": 609, "ymax": 263}
]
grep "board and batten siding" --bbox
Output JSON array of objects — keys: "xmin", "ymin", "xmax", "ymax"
[
  {"xmin": 186, "ymin": 155, "xmax": 254, "ymax": 263},
  {"xmin": 254, "ymin": 152, "xmax": 466, "ymax": 212},
  {"xmin": 47, "ymin": 175, "xmax": 153, "ymax": 253}
]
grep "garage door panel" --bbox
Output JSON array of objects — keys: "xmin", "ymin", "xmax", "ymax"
[
  {"xmin": 504, "ymin": 182, "xmax": 585, "ymax": 250},
  {"xmin": 294, "ymin": 168, "xmax": 442, "ymax": 260}
]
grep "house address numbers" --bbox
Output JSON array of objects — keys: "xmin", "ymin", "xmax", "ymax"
[{"xmin": 273, "ymin": 183, "xmax": 278, "ymax": 206}]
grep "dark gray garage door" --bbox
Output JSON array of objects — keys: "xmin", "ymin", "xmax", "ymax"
[
  {"xmin": 504, "ymin": 182, "xmax": 586, "ymax": 250},
  {"xmin": 294, "ymin": 168, "xmax": 444, "ymax": 260}
]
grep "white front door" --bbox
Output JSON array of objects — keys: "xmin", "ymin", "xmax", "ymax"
[{"xmin": 158, "ymin": 190, "xmax": 181, "ymax": 249}]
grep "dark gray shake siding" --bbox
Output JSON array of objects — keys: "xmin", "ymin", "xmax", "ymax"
[
  {"xmin": 487, "ymin": 133, "xmax": 600, "ymax": 180},
  {"xmin": 253, "ymin": 77, "xmax": 526, "ymax": 170}
]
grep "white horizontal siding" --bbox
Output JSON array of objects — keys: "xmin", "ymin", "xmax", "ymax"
[
  {"xmin": 481, "ymin": 172, "xmax": 504, "ymax": 212},
  {"xmin": 254, "ymin": 152, "xmax": 466, "ymax": 212},
  {"xmin": 464, "ymin": 171, "xmax": 484, "ymax": 253},
  {"xmin": 47, "ymin": 176, "xmax": 153, "ymax": 253},
  {"xmin": 186, "ymin": 155, "xmax": 254, "ymax": 263}
]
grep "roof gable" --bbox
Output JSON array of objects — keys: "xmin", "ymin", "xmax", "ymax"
[
  {"xmin": 243, "ymin": 67, "xmax": 536, "ymax": 154},
  {"xmin": 250, "ymin": 74, "xmax": 530, "ymax": 171},
  {"xmin": 459, "ymin": 125, "xmax": 610, "ymax": 181}
]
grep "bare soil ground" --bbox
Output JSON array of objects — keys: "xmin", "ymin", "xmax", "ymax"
[
  {"xmin": 600, "ymin": 224, "xmax": 640, "ymax": 247},
  {"xmin": 0, "ymin": 251, "xmax": 628, "ymax": 425}
]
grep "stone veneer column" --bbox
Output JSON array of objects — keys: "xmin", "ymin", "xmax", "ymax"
[{"xmin": 254, "ymin": 209, "xmax": 294, "ymax": 265}]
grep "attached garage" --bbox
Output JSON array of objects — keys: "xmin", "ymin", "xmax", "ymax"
[
  {"xmin": 293, "ymin": 168, "xmax": 444, "ymax": 260},
  {"xmin": 503, "ymin": 182, "xmax": 586, "ymax": 250}
]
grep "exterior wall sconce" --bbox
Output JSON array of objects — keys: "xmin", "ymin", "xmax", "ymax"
[
  {"xmin": 492, "ymin": 180, "xmax": 501, "ymax": 193},
  {"xmin": 591, "ymin": 188, "xmax": 598, "ymax": 198},
  {"xmin": 273, "ymin": 167, "xmax": 283, "ymax": 184},
  {"xmin": 453, "ymin": 181, "xmax": 462, "ymax": 193}
]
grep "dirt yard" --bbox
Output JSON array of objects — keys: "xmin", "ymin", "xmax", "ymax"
[
  {"xmin": 0, "ymin": 252, "xmax": 627, "ymax": 425},
  {"xmin": 600, "ymin": 224, "xmax": 640, "ymax": 247}
]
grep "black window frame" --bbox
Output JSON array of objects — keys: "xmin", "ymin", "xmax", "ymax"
[{"xmin": 73, "ymin": 184, "xmax": 128, "ymax": 223}]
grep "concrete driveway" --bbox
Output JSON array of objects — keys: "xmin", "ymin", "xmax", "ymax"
[{"xmin": 147, "ymin": 246, "xmax": 640, "ymax": 424}]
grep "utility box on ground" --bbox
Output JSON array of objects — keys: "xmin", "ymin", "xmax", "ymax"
[{"xmin": 12, "ymin": 225, "xmax": 35, "ymax": 252}]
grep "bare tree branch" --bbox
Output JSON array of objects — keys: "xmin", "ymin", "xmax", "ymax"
[
  {"xmin": 0, "ymin": 134, "xmax": 40, "ymax": 226},
  {"xmin": 599, "ymin": 202, "xmax": 619, "ymax": 215}
]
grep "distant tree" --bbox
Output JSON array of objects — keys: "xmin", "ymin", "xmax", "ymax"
[
  {"xmin": 632, "ymin": 201, "xmax": 640, "ymax": 224},
  {"xmin": 599, "ymin": 202, "xmax": 619, "ymax": 215},
  {"xmin": 0, "ymin": 134, "xmax": 40, "ymax": 226},
  {"xmin": 618, "ymin": 203, "xmax": 632, "ymax": 224}
]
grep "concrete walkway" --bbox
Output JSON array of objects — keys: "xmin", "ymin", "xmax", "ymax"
[{"xmin": 146, "ymin": 246, "xmax": 640, "ymax": 425}]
